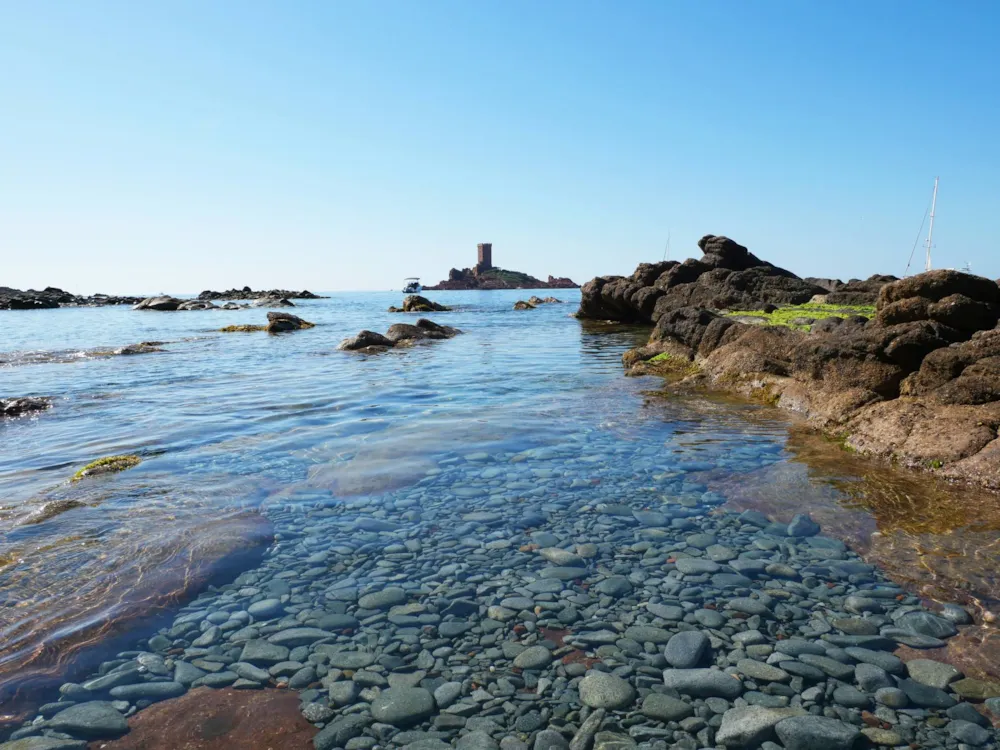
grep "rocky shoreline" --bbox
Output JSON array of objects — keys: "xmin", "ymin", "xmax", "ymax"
[
  {"xmin": 3, "ymin": 446, "xmax": 996, "ymax": 750},
  {"xmin": 577, "ymin": 235, "xmax": 1000, "ymax": 491},
  {"xmin": 0, "ymin": 286, "xmax": 323, "ymax": 310},
  {"xmin": 0, "ymin": 287, "xmax": 144, "ymax": 310}
]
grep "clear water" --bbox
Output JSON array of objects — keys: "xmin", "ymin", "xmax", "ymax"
[{"xmin": 2, "ymin": 290, "xmax": 998, "ymax": 708}]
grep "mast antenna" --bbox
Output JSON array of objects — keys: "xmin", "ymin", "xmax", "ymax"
[
  {"xmin": 663, "ymin": 229, "xmax": 671, "ymax": 262},
  {"xmin": 924, "ymin": 177, "xmax": 939, "ymax": 272}
]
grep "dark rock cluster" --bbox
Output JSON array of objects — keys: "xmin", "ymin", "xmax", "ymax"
[
  {"xmin": 625, "ymin": 259, "xmax": 1000, "ymax": 488},
  {"xmin": 197, "ymin": 287, "xmax": 323, "ymax": 301},
  {"xmin": 576, "ymin": 236, "xmax": 832, "ymax": 324},
  {"xmin": 1, "ymin": 397, "xmax": 52, "ymax": 419},
  {"xmin": 0, "ymin": 287, "xmax": 143, "ymax": 310},
  {"xmin": 339, "ymin": 319, "xmax": 462, "ymax": 353},
  {"xmin": 388, "ymin": 295, "xmax": 452, "ymax": 313}
]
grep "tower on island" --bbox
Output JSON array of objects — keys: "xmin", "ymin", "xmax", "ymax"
[{"xmin": 476, "ymin": 243, "xmax": 493, "ymax": 274}]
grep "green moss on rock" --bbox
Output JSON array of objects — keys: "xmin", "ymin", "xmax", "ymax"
[
  {"xmin": 72, "ymin": 454, "xmax": 142, "ymax": 481},
  {"xmin": 724, "ymin": 302, "xmax": 875, "ymax": 331},
  {"xmin": 219, "ymin": 325, "xmax": 267, "ymax": 333}
]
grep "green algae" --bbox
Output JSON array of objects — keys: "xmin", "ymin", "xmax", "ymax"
[
  {"xmin": 72, "ymin": 454, "xmax": 142, "ymax": 481},
  {"xmin": 219, "ymin": 325, "xmax": 267, "ymax": 333},
  {"xmin": 724, "ymin": 302, "xmax": 876, "ymax": 331}
]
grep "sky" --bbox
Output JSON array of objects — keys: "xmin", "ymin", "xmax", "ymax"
[{"xmin": 1, "ymin": 0, "xmax": 998, "ymax": 294}]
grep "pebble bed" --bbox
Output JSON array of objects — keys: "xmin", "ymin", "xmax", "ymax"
[{"xmin": 6, "ymin": 441, "xmax": 999, "ymax": 750}]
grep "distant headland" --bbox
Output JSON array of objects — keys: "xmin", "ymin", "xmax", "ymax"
[{"xmin": 424, "ymin": 243, "xmax": 579, "ymax": 290}]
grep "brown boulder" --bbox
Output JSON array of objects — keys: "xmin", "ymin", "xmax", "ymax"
[
  {"xmin": 265, "ymin": 312, "xmax": 315, "ymax": 333},
  {"xmin": 338, "ymin": 330, "xmax": 395, "ymax": 352},
  {"xmin": 389, "ymin": 295, "xmax": 451, "ymax": 313},
  {"xmin": 877, "ymin": 269, "xmax": 1000, "ymax": 308},
  {"xmin": 87, "ymin": 687, "xmax": 315, "ymax": 750},
  {"xmin": 927, "ymin": 294, "xmax": 1000, "ymax": 332},
  {"xmin": 876, "ymin": 297, "xmax": 932, "ymax": 326},
  {"xmin": 902, "ymin": 328, "xmax": 1000, "ymax": 403}
]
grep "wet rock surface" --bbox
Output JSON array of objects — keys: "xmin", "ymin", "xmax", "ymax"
[
  {"xmin": 1, "ymin": 397, "xmax": 52, "ymax": 419},
  {"xmin": 9, "ymin": 453, "xmax": 995, "ymax": 750},
  {"xmin": 78, "ymin": 687, "xmax": 316, "ymax": 749},
  {"xmin": 600, "ymin": 236, "xmax": 1000, "ymax": 490},
  {"xmin": 389, "ymin": 295, "xmax": 453, "ymax": 313},
  {"xmin": 339, "ymin": 319, "xmax": 463, "ymax": 353}
]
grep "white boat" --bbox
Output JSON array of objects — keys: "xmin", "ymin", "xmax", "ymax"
[{"xmin": 402, "ymin": 278, "xmax": 422, "ymax": 294}]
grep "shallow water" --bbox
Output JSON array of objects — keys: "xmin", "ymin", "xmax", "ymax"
[{"xmin": 2, "ymin": 290, "xmax": 998, "ymax": 712}]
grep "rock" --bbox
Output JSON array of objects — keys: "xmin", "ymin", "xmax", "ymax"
[
  {"xmin": 662, "ymin": 668, "xmax": 743, "ymax": 699},
  {"xmin": 905, "ymin": 658, "xmax": 962, "ymax": 689},
  {"xmin": 457, "ymin": 731, "xmax": 500, "ymax": 750},
  {"xmin": 787, "ymin": 514, "xmax": 820, "ymax": 537},
  {"xmin": 949, "ymin": 677, "xmax": 1000, "ymax": 700},
  {"xmin": 247, "ymin": 598, "xmax": 284, "ymax": 619},
  {"xmin": 358, "ymin": 587, "xmax": 407, "ymax": 609},
  {"xmin": 133, "ymin": 296, "xmax": 182, "ymax": 311},
  {"xmin": 109, "ymin": 681, "xmax": 186, "ymax": 702},
  {"xmin": 736, "ymin": 659, "xmax": 790, "ymax": 683},
  {"xmin": 896, "ymin": 611, "xmax": 959, "ymax": 639},
  {"xmin": 265, "ymin": 311, "xmax": 315, "ymax": 333},
  {"xmin": 0, "ymin": 740, "xmax": 86, "ymax": 750},
  {"xmin": 948, "ymin": 719, "xmax": 992, "ymax": 746},
  {"xmin": 514, "ymin": 301, "xmax": 537, "ymax": 310},
  {"xmin": 513, "ymin": 646, "xmax": 553, "ymax": 670},
  {"xmin": 640, "ymin": 692, "xmax": 693, "ymax": 722},
  {"xmin": 576, "ymin": 236, "xmax": 824, "ymax": 323},
  {"xmin": 896, "ymin": 677, "xmax": 957, "ymax": 708},
  {"xmin": 1, "ymin": 397, "xmax": 52, "ymax": 419},
  {"xmin": 370, "ymin": 687, "xmax": 436, "ymax": 726},
  {"xmin": 716, "ymin": 706, "xmax": 806, "ymax": 748},
  {"xmin": 47, "ymin": 701, "xmax": 129, "ymax": 739},
  {"xmin": 532, "ymin": 729, "xmax": 570, "ymax": 750},
  {"xmin": 664, "ymin": 631, "xmax": 710, "ymax": 669},
  {"xmin": 314, "ymin": 715, "xmax": 371, "ymax": 750},
  {"xmin": 774, "ymin": 715, "xmax": 861, "ymax": 750},
  {"xmin": 338, "ymin": 330, "xmax": 395, "ymax": 351},
  {"xmin": 267, "ymin": 628, "xmax": 334, "ymax": 647},
  {"xmin": 240, "ymin": 639, "xmax": 290, "ymax": 666},
  {"xmin": 578, "ymin": 671, "xmax": 637, "ymax": 709},
  {"xmin": 389, "ymin": 295, "xmax": 452, "ymax": 313}
]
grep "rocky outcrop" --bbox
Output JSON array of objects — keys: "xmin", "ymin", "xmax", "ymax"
[
  {"xmin": 513, "ymin": 301, "xmax": 536, "ymax": 310},
  {"xmin": 134, "ymin": 296, "xmax": 183, "ymax": 311},
  {"xmin": 339, "ymin": 319, "xmax": 462, "ymax": 353},
  {"xmin": 1, "ymin": 287, "xmax": 143, "ymax": 309},
  {"xmin": 1, "ymin": 397, "xmax": 52, "ymax": 419},
  {"xmin": 576, "ymin": 235, "xmax": 828, "ymax": 323},
  {"xmin": 388, "ymin": 295, "xmax": 452, "ymax": 313},
  {"xmin": 529, "ymin": 296, "xmax": 563, "ymax": 304},
  {"xmin": 626, "ymin": 265, "xmax": 1000, "ymax": 489},
  {"xmin": 197, "ymin": 287, "xmax": 323, "ymax": 301},
  {"xmin": 425, "ymin": 267, "xmax": 578, "ymax": 291},
  {"xmin": 264, "ymin": 312, "xmax": 315, "ymax": 334}
]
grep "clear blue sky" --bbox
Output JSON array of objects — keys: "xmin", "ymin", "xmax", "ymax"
[{"xmin": 1, "ymin": 0, "xmax": 998, "ymax": 294}]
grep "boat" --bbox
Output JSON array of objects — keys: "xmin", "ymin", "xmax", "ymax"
[
  {"xmin": 402, "ymin": 278, "xmax": 422, "ymax": 294},
  {"xmin": 904, "ymin": 177, "xmax": 940, "ymax": 276}
]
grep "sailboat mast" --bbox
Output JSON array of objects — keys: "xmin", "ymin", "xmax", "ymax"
[{"xmin": 924, "ymin": 177, "xmax": 939, "ymax": 272}]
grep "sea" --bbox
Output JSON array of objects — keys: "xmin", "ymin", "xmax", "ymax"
[{"xmin": 2, "ymin": 289, "xmax": 999, "ymax": 723}]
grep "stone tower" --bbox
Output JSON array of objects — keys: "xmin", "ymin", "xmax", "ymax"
[{"xmin": 476, "ymin": 243, "xmax": 493, "ymax": 273}]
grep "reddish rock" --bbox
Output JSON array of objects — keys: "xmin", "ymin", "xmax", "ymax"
[{"xmin": 88, "ymin": 688, "xmax": 316, "ymax": 750}]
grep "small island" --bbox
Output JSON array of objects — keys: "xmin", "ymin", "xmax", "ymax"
[{"xmin": 424, "ymin": 243, "xmax": 578, "ymax": 290}]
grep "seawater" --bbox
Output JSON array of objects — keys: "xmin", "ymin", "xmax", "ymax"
[{"xmin": 2, "ymin": 289, "xmax": 999, "ymax": 713}]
